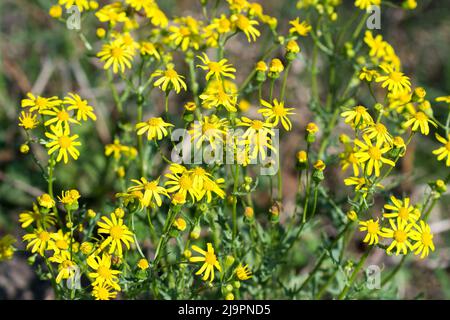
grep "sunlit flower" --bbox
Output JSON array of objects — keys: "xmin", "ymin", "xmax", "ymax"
[
  {"xmin": 341, "ymin": 105, "xmax": 373, "ymax": 128},
  {"xmin": 382, "ymin": 219, "xmax": 415, "ymax": 256},
  {"xmin": 354, "ymin": 134, "xmax": 395, "ymax": 177},
  {"xmin": 289, "ymin": 17, "xmax": 311, "ymax": 36},
  {"xmin": 231, "ymin": 14, "xmax": 260, "ymax": 42},
  {"xmin": 87, "ymin": 253, "xmax": 121, "ymax": 290},
  {"xmin": 403, "ymin": 111, "xmax": 437, "ymax": 135},
  {"xmin": 97, "ymin": 213, "xmax": 134, "ymax": 256},
  {"xmin": 432, "ymin": 133, "xmax": 450, "ymax": 166},
  {"xmin": 135, "ymin": 117, "xmax": 174, "ymax": 141},
  {"xmin": 49, "ymin": 250, "xmax": 77, "ymax": 283},
  {"xmin": 64, "ymin": 93, "xmax": 97, "ymax": 122},
  {"xmin": 258, "ymin": 99, "xmax": 295, "ymax": 131},
  {"xmin": 41, "ymin": 106, "xmax": 80, "ymax": 130},
  {"xmin": 235, "ymin": 263, "xmax": 252, "ymax": 280},
  {"xmin": 410, "ymin": 221, "xmax": 435, "ymax": 259},
  {"xmin": 197, "ymin": 53, "xmax": 236, "ymax": 81},
  {"xmin": 127, "ymin": 177, "xmax": 169, "ymax": 207},
  {"xmin": 190, "ymin": 243, "xmax": 222, "ymax": 282},
  {"xmin": 18, "ymin": 111, "xmax": 39, "ymax": 130},
  {"xmin": 92, "ymin": 283, "xmax": 119, "ymax": 300},
  {"xmin": 45, "ymin": 125, "xmax": 81, "ymax": 164},
  {"xmin": 383, "ymin": 196, "xmax": 420, "ymax": 223},
  {"xmin": 152, "ymin": 64, "xmax": 187, "ymax": 93},
  {"xmin": 23, "ymin": 228, "xmax": 55, "ymax": 256},
  {"xmin": 359, "ymin": 219, "xmax": 383, "ymax": 245},
  {"xmin": 376, "ymin": 64, "xmax": 411, "ymax": 95},
  {"xmin": 97, "ymin": 39, "xmax": 135, "ymax": 74},
  {"xmin": 21, "ymin": 93, "xmax": 61, "ymax": 113}
]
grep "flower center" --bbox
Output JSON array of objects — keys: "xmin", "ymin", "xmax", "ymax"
[
  {"xmin": 36, "ymin": 97, "xmax": 47, "ymax": 109},
  {"xmin": 38, "ymin": 231, "xmax": 50, "ymax": 242},
  {"xmin": 58, "ymin": 136, "xmax": 73, "ymax": 149},
  {"xmin": 398, "ymin": 207, "xmax": 409, "ymax": 220},
  {"xmin": 179, "ymin": 175, "xmax": 193, "ymax": 189},
  {"xmin": 421, "ymin": 232, "xmax": 432, "ymax": 246},
  {"xmin": 208, "ymin": 62, "xmax": 221, "ymax": 72},
  {"xmin": 57, "ymin": 110, "xmax": 69, "ymax": 121},
  {"xmin": 148, "ymin": 118, "xmax": 162, "ymax": 126},
  {"xmin": 205, "ymin": 251, "xmax": 217, "ymax": 265},
  {"xmin": 368, "ymin": 146, "xmax": 381, "ymax": 160},
  {"xmin": 62, "ymin": 260, "xmax": 74, "ymax": 269},
  {"xmin": 110, "ymin": 226, "xmax": 124, "ymax": 240},
  {"xmin": 236, "ymin": 15, "xmax": 250, "ymax": 29},
  {"xmin": 165, "ymin": 69, "xmax": 178, "ymax": 79},
  {"xmin": 394, "ymin": 230, "xmax": 407, "ymax": 243},
  {"xmin": 22, "ymin": 117, "xmax": 35, "ymax": 129},
  {"xmin": 180, "ymin": 27, "xmax": 191, "ymax": 37},
  {"xmin": 111, "ymin": 47, "xmax": 123, "ymax": 58},
  {"xmin": 389, "ymin": 71, "xmax": 403, "ymax": 82},
  {"xmin": 367, "ymin": 221, "xmax": 378, "ymax": 234},
  {"xmin": 97, "ymin": 265, "xmax": 112, "ymax": 279},
  {"xmin": 193, "ymin": 167, "xmax": 206, "ymax": 176},
  {"xmin": 144, "ymin": 181, "xmax": 158, "ymax": 191},
  {"xmin": 415, "ymin": 112, "xmax": 427, "ymax": 121},
  {"xmin": 56, "ymin": 239, "xmax": 68, "ymax": 250},
  {"xmin": 445, "ymin": 142, "xmax": 450, "ymax": 151},
  {"xmin": 355, "ymin": 106, "xmax": 366, "ymax": 114},
  {"xmin": 272, "ymin": 104, "xmax": 286, "ymax": 116},
  {"xmin": 375, "ymin": 123, "xmax": 387, "ymax": 134},
  {"xmin": 97, "ymin": 287, "xmax": 110, "ymax": 300},
  {"xmin": 251, "ymin": 120, "xmax": 264, "ymax": 130}
]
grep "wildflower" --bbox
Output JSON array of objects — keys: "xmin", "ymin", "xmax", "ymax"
[
  {"xmin": 58, "ymin": 189, "xmax": 81, "ymax": 208},
  {"xmin": 211, "ymin": 14, "xmax": 232, "ymax": 34},
  {"xmin": 21, "ymin": 93, "xmax": 61, "ymax": 113},
  {"xmin": 49, "ymin": 5, "xmax": 63, "ymax": 18},
  {"xmin": 92, "ymin": 283, "xmax": 118, "ymax": 300},
  {"xmin": 165, "ymin": 171, "xmax": 199, "ymax": 203},
  {"xmin": 174, "ymin": 217, "xmax": 187, "ymax": 231},
  {"xmin": 81, "ymin": 242, "xmax": 94, "ymax": 255},
  {"xmin": 347, "ymin": 210, "xmax": 358, "ymax": 222},
  {"xmin": 64, "ymin": 93, "xmax": 97, "ymax": 122},
  {"xmin": 190, "ymin": 243, "xmax": 222, "ymax": 282},
  {"xmin": 225, "ymin": 293, "xmax": 235, "ymax": 300},
  {"xmin": 359, "ymin": 219, "xmax": 383, "ymax": 245},
  {"xmin": 255, "ymin": 61, "xmax": 268, "ymax": 72},
  {"xmin": 355, "ymin": 0, "xmax": 381, "ymax": 10},
  {"xmin": 289, "ymin": 17, "xmax": 312, "ymax": 36},
  {"xmin": 382, "ymin": 219, "xmax": 415, "ymax": 255},
  {"xmin": 37, "ymin": 193, "xmax": 55, "ymax": 209},
  {"xmin": 127, "ymin": 177, "xmax": 169, "ymax": 207},
  {"xmin": 48, "ymin": 230, "xmax": 70, "ymax": 254},
  {"xmin": 231, "ymin": 14, "xmax": 260, "ymax": 42},
  {"xmin": 168, "ymin": 16, "xmax": 201, "ymax": 51},
  {"xmin": 238, "ymin": 117, "xmax": 274, "ymax": 140},
  {"xmin": 152, "ymin": 64, "xmax": 187, "ymax": 93},
  {"xmin": 432, "ymin": 133, "xmax": 450, "ymax": 166},
  {"xmin": 197, "ymin": 178, "xmax": 226, "ymax": 203},
  {"xmin": 87, "ymin": 253, "xmax": 121, "ymax": 290},
  {"xmin": 383, "ymin": 196, "xmax": 420, "ymax": 224},
  {"xmin": 258, "ymin": 99, "xmax": 295, "ymax": 131},
  {"xmin": 95, "ymin": 3, "xmax": 128, "ymax": 27},
  {"xmin": 135, "ymin": 117, "xmax": 174, "ymax": 141},
  {"xmin": 286, "ymin": 40, "xmax": 300, "ymax": 54},
  {"xmin": 341, "ymin": 105, "xmax": 373, "ymax": 128},
  {"xmin": 314, "ymin": 160, "xmax": 326, "ymax": 171},
  {"xmin": 403, "ymin": 111, "xmax": 437, "ymax": 135},
  {"xmin": 197, "ymin": 53, "xmax": 236, "ymax": 81},
  {"xmin": 139, "ymin": 42, "xmax": 160, "ymax": 60},
  {"xmin": 410, "ymin": 220, "xmax": 435, "ymax": 259},
  {"xmin": 137, "ymin": 258, "xmax": 149, "ymax": 270},
  {"xmin": 96, "ymin": 28, "xmax": 106, "ymax": 38},
  {"xmin": 49, "ymin": 250, "xmax": 76, "ymax": 283},
  {"xmin": 436, "ymin": 96, "xmax": 450, "ymax": 104},
  {"xmin": 18, "ymin": 111, "xmax": 39, "ymax": 130},
  {"xmin": 359, "ymin": 67, "xmax": 379, "ymax": 82},
  {"xmin": 354, "ymin": 135, "xmax": 395, "ymax": 177},
  {"xmin": 199, "ymin": 86, "xmax": 237, "ymax": 112},
  {"xmin": 244, "ymin": 207, "xmax": 254, "ymax": 219},
  {"xmin": 376, "ymin": 64, "xmax": 411, "ymax": 95},
  {"xmin": 23, "ymin": 228, "xmax": 55, "ymax": 256},
  {"xmin": 0, "ymin": 235, "xmax": 16, "ymax": 262},
  {"xmin": 97, "ymin": 213, "xmax": 134, "ymax": 256},
  {"xmin": 364, "ymin": 31, "xmax": 386, "ymax": 58},
  {"xmin": 58, "ymin": 0, "xmax": 90, "ymax": 12},
  {"xmin": 364, "ymin": 123, "xmax": 393, "ymax": 145},
  {"xmin": 235, "ymin": 264, "xmax": 252, "ymax": 280},
  {"xmin": 393, "ymin": 136, "xmax": 406, "ymax": 149},
  {"xmin": 20, "ymin": 144, "xmax": 30, "ymax": 154},
  {"xmin": 269, "ymin": 58, "xmax": 284, "ymax": 74},
  {"xmin": 45, "ymin": 125, "xmax": 81, "ymax": 164},
  {"xmin": 340, "ymin": 150, "xmax": 360, "ymax": 176},
  {"xmin": 19, "ymin": 204, "xmax": 56, "ymax": 228},
  {"xmin": 97, "ymin": 39, "xmax": 135, "ymax": 74},
  {"xmin": 41, "ymin": 106, "xmax": 80, "ymax": 130}
]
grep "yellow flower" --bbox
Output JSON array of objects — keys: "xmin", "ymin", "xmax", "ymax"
[
  {"xmin": 341, "ymin": 105, "xmax": 373, "ymax": 128},
  {"xmin": 235, "ymin": 263, "xmax": 252, "ymax": 280},
  {"xmin": 297, "ymin": 150, "xmax": 308, "ymax": 164},
  {"xmin": 105, "ymin": 139, "xmax": 134, "ymax": 160},
  {"xmin": 340, "ymin": 150, "xmax": 360, "ymax": 176},
  {"xmin": 45, "ymin": 125, "xmax": 81, "ymax": 164},
  {"xmin": 21, "ymin": 93, "xmax": 61, "ymax": 113},
  {"xmin": 189, "ymin": 115, "xmax": 228, "ymax": 150},
  {"xmin": 49, "ymin": 5, "xmax": 63, "ymax": 18},
  {"xmin": 23, "ymin": 228, "xmax": 55, "ymax": 256},
  {"xmin": 347, "ymin": 210, "xmax": 358, "ymax": 222},
  {"xmin": 197, "ymin": 178, "xmax": 226, "ymax": 203},
  {"xmin": 165, "ymin": 171, "xmax": 199, "ymax": 203},
  {"xmin": 97, "ymin": 39, "xmax": 135, "ymax": 74},
  {"xmin": 95, "ymin": 3, "xmax": 128, "ymax": 27},
  {"xmin": 48, "ymin": 230, "xmax": 70, "ymax": 254},
  {"xmin": 139, "ymin": 41, "xmax": 161, "ymax": 60},
  {"xmin": 364, "ymin": 31, "xmax": 386, "ymax": 58},
  {"xmin": 19, "ymin": 203, "xmax": 56, "ymax": 228},
  {"xmin": 289, "ymin": 17, "xmax": 312, "ymax": 36},
  {"xmin": 135, "ymin": 117, "xmax": 173, "ymax": 141},
  {"xmin": 58, "ymin": 189, "xmax": 81, "ymax": 206},
  {"xmin": 152, "ymin": 64, "xmax": 187, "ymax": 93},
  {"xmin": 269, "ymin": 58, "xmax": 284, "ymax": 73},
  {"xmin": 286, "ymin": 40, "xmax": 300, "ymax": 54},
  {"xmin": 363, "ymin": 123, "xmax": 393, "ymax": 145},
  {"xmin": 49, "ymin": 250, "xmax": 77, "ymax": 283},
  {"xmin": 18, "ymin": 111, "xmax": 39, "ymax": 130},
  {"xmin": 197, "ymin": 53, "xmax": 236, "ymax": 81},
  {"xmin": 92, "ymin": 283, "xmax": 119, "ymax": 300},
  {"xmin": 306, "ymin": 122, "xmax": 319, "ymax": 134},
  {"xmin": 410, "ymin": 220, "xmax": 435, "ymax": 259},
  {"xmin": 41, "ymin": 106, "xmax": 80, "ymax": 130},
  {"xmin": 137, "ymin": 258, "xmax": 149, "ymax": 270},
  {"xmin": 64, "ymin": 93, "xmax": 97, "ymax": 122},
  {"xmin": 403, "ymin": 111, "xmax": 437, "ymax": 135},
  {"xmin": 354, "ymin": 0, "xmax": 381, "ymax": 10},
  {"xmin": 432, "ymin": 133, "xmax": 450, "ymax": 166},
  {"xmin": 58, "ymin": 0, "xmax": 90, "ymax": 12},
  {"xmin": 376, "ymin": 64, "xmax": 411, "ymax": 95},
  {"xmin": 258, "ymin": 99, "xmax": 295, "ymax": 131},
  {"xmin": 87, "ymin": 253, "xmax": 121, "ymax": 290},
  {"xmin": 37, "ymin": 193, "xmax": 55, "ymax": 209},
  {"xmin": 382, "ymin": 219, "xmax": 415, "ymax": 255},
  {"xmin": 0, "ymin": 235, "xmax": 15, "ymax": 261},
  {"xmin": 359, "ymin": 219, "xmax": 383, "ymax": 245},
  {"xmin": 81, "ymin": 241, "xmax": 94, "ymax": 255},
  {"xmin": 190, "ymin": 243, "xmax": 222, "ymax": 282},
  {"xmin": 127, "ymin": 177, "xmax": 169, "ymax": 207},
  {"xmin": 211, "ymin": 14, "xmax": 232, "ymax": 34},
  {"xmin": 359, "ymin": 67, "xmax": 379, "ymax": 82},
  {"xmin": 384, "ymin": 196, "xmax": 420, "ymax": 224},
  {"xmin": 232, "ymin": 14, "xmax": 260, "ymax": 42},
  {"xmin": 97, "ymin": 213, "xmax": 134, "ymax": 256},
  {"xmin": 174, "ymin": 217, "xmax": 187, "ymax": 231},
  {"xmin": 200, "ymin": 86, "xmax": 237, "ymax": 112},
  {"xmin": 20, "ymin": 144, "xmax": 30, "ymax": 154},
  {"xmin": 255, "ymin": 61, "xmax": 268, "ymax": 72},
  {"xmin": 313, "ymin": 160, "xmax": 326, "ymax": 171},
  {"xmin": 96, "ymin": 28, "xmax": 106, "ymax": 38},
  {"xmin": 436, "ymin": 96, "xmax": 450, "ymax": 104},
  {"xmin": 354, "ymin": 134, "xmax": 395, "ymax": 177}
]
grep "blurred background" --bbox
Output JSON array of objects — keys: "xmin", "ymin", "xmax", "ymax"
[{"xmin": 0, "ymin": 0, "xmax": 449, "ymax": 299}]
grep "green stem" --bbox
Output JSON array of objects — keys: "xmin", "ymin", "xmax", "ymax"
[
  {"xmin": 381, "ymin": 255, "xmax": 406, "ymax": 288},
  {"xmin": 280, "ymin": 62, "xmax": 291, "ymax": 101},
  {"xmin": 232, "ymin": 164, "xmax": 240, "ymax": 242},
  {"xmin": 337, "ymin": 248, "xmax": 371, "ymax": 300}
]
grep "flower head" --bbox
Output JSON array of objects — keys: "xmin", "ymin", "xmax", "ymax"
[{"xmin": 190, "ymin": 243, "xmax": 222, "ymax": 282}]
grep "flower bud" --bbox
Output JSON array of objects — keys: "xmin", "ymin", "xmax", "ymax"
[
  {"xmin": 87, "ymin": 209, "xmax": 96, "ymax": 219},
  {"xmin": 174, "ymin": 217, "xmax": 187, "ymax": 231},
  {"xmin": 244, "ymin": 206, "xmax": 254, "ymax": 219},
  {"xmin": 347, "ymin": 210, "xmax": 358, "ymax": 222},
  {"xmin": 137, "ymin": 258, "xmax": 149, "ymax": 270},
  {"xmin": 49, "ymin": 5, "xmax": 62, "ymax": 18},
  {"xmin": 190, "ymin": 225, "xmax": 201, "ymax": 239},
  {"xmin": 20, "ymin": 144, "xmax": 30, "ymax": 154},
  {"xmin": 268, "ymin": 58, "xmax": 284, "ymax": 79},
  {"xmin": 225, "ymin": 255, "xmax": 235, "ymax": 268}
]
